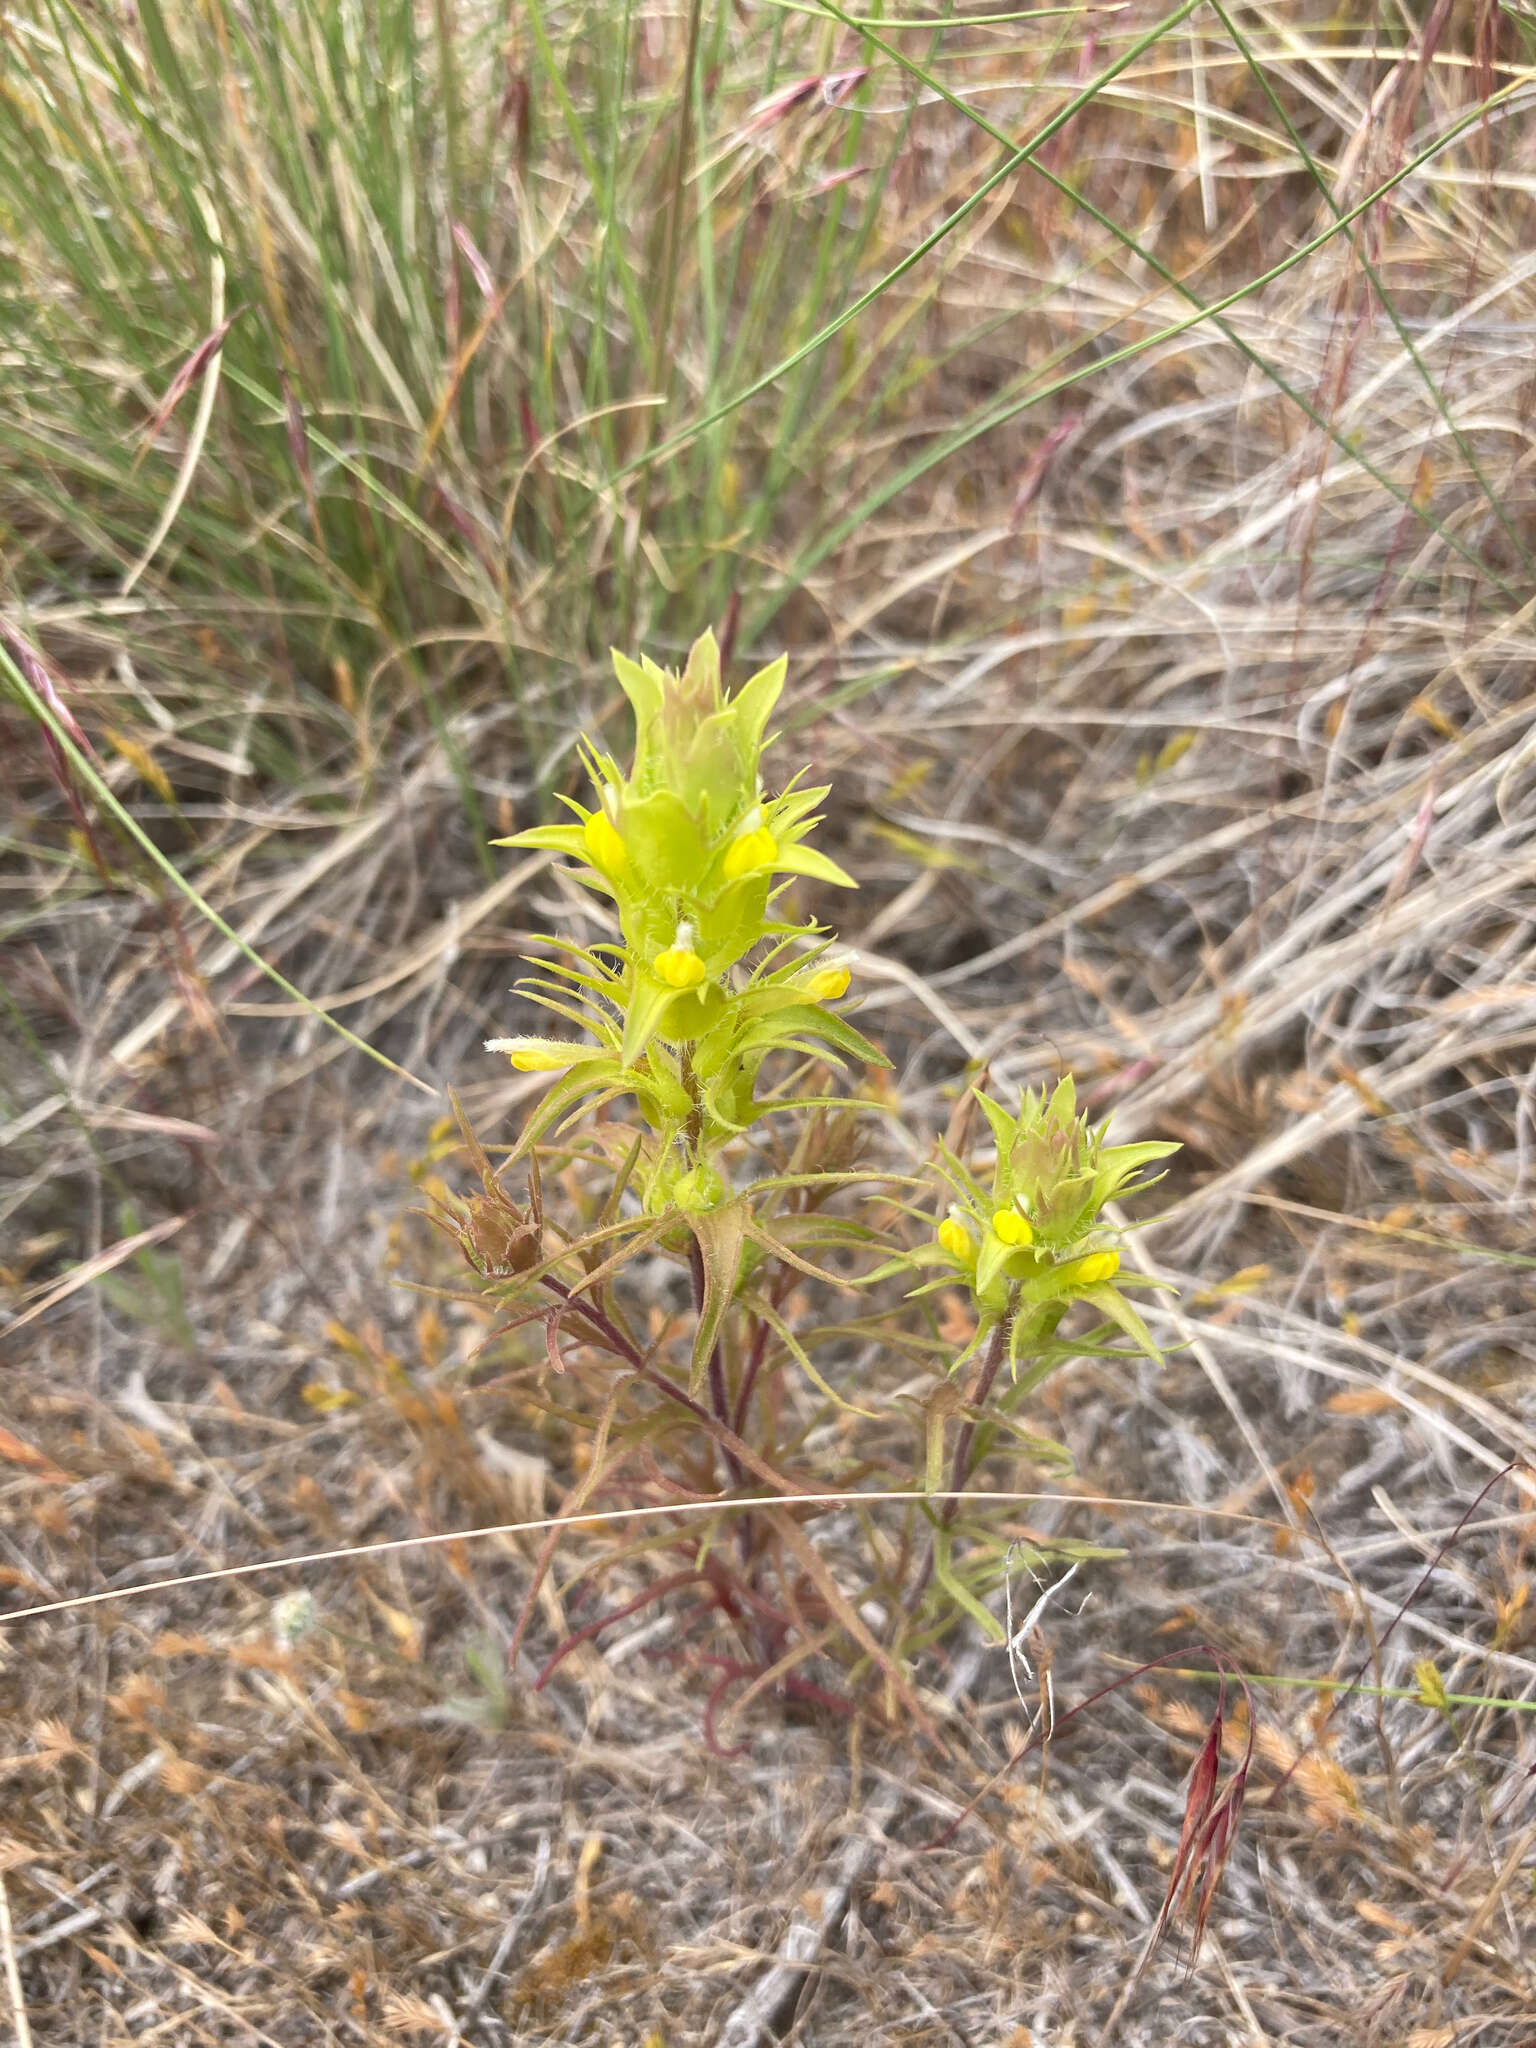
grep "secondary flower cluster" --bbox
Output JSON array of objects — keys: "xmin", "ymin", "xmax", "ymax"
[
  {"xmin": 900, "ymin": 1077, "xmax": 1177, "ymax": 1374},
  {"xmin": 485, "ymin": 631, "xmax": 885, "ymax": 1202}
]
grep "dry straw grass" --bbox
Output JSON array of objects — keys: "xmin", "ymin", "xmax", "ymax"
[{"xmin": 3, "ymin": 0, "xmax": 1535, "ymax": 2041}]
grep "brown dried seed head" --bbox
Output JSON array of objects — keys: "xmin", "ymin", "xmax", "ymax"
[{"xmin": 461, "ymin": 1192, "xmax": 541, "ymax": 1276}]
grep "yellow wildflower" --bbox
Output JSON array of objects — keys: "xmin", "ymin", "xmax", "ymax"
[
  {"xmin": 654, "ymin": 946, "xmax": 708, "ymax": 990},
  {"xmin": 937, "ymin": 1216, "xmax": 974, "ymax": 1261},
  {"xmin": 1064, "ymin": 1249, "xmax": 1119, "ymax": 1287},
  {"xmin": 722, "ymin": 823, "xmax": 778, "ymax": 881},
  {"xmin": 991, "ymin": 1207, "xmax": 1033, "ymax": 1247}
]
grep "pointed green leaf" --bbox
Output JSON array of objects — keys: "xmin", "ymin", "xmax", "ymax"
[
  {"xmin": 611, "ymin": 646, "xmax": 663, "ymax": 724},
  {"xmin": 986, "ymin": 1412, "xmax": 1074, "ymax": 1467},
  {"xmin": 1082, "ymin": 1283, "xmax": 1163, "ymax": 1361},
  {"xmin": 933, "ymin": 1528, "xmax": 1006, "ymax": 1642},
  {"xmin": 945, "ymin": 1319, "xmax": 990, "ymax": 1376},
  {"xmin": 680, "ymin": 628, "xmax": 722, "ymax": 701},
  {"xmin": 766, "ymin": 782, "xmax": 831, "ymax": 830},
  {"xmin": 687, "ymin": 1197, "xmax": 750, "ymax": 1394},
  {"xmin": 1046, "ymin": 1074, "xmax": 1077, "ymax": 1124},
  {"xmin": 517, "ymin": 990, "xmax": 618, "ymax": 1040},
  {"xmin": 772, "ymin": 842, "xmax": 857, "ymax": 889},
  {"xmin": 737, "ymin": 1002, "xmax": 889, "ymax": 1068},
  {"xmin": 732, "ymin": 654, "xmax": 787, "ymax": 756},
  {"xmin": 747, "ymin": 1291, "xmax": 878, "ymax": 1417},
  {"xmin": 505, "ymin": 1067, "xmax": 623, "ymax": 1165},
  {"xmin": 620, "ymin": 972, "xmax": 682, "ymax": 1066},
  {"xmin": 973, "ymin": 1228, "xmax": 1010, "ymax": 1304},
  {"xmin": 490, "ymin": 823, "xmax": 586, "ymax": 856},
  {"xmin": 1102, "ymin": 1139, "xmax": 1181, "ymax": 1172},
  {"xmin": 971, "ymin": 1089, "xmax": 1016, "ymax": 1157}
]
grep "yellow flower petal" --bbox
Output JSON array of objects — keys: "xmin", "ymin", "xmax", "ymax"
[
  {"xmin": 806, "ymin": 964, "xmax": 851, "ymax": 1002},
  {"xmin": 653, "ymin": 946, "xmax": 708, "ymax": 990},
  {"xmin": 582, "ymin": 808, "xmax": 627, "ymax": 875},
  {"xmin": 991, "ymin": 1208, "xmax": 1033, "ymax": 1247},
  {"xmin": 937, "ymin": 1217, "xmax": 974, "ymax": 1261},
  {"xmin": 1064, "ymin": 1249, "xmax": 1119, "ymax": 1287},
  {"xmin": 722, "ymin": 825, "xmax": 778, "ymax": 880}
]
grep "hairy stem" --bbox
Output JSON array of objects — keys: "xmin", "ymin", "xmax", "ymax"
[{"xmin": 679, "ymin": 1042, "xmax": 705, "ymax": 1160}]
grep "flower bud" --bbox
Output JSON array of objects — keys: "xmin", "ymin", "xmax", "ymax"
[
  {"xmin": 805, "ymin": 963, "xmax": 851, "ymax": 1002},
  {"xmin": 672, "ymin": 1161, "xmax": 726, "ymax": 1212}
]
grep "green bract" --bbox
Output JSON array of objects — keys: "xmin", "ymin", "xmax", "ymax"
[
  {"xmin": 487, "ymin": 631, "xmax": 886, "ymax": 1206},
  {"xmin": 891, "ymin": 1077, "xmax": 1179, "ymax": 1375}
]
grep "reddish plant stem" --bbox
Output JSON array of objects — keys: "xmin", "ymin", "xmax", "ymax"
[
  {"xmin": 734, "ymin": 1311, "xmax": 772, "ymax": 1435},
  {"xmin": 537, "ymin": 1274, "xmax": 791, "ymax": 1497},
  {"xmin": 940, "ymin": 1309, "xmax": 1015, "ymax": 1528},
  {"xmin": 507, "ymin": 1271, "xmax": 792, "ymax": 1671},
  {"xmin": 732, "ymin": 1266, "xmax": 797, "ymax": 1435},
  {"xmin": 904, "ymin": 1307, "xmax": 1014, "ymax": 1623},
  {"xmin": 687, "ymin": 1235, "xmax": 747, "ymax": 1493},
  {"xmin": 675, "ymin": 1045, "xmax": 743, "ymax": 1487},
  {"xmin": 539, "ymin": 1276, "xmax": 705, "ymax": 1419},
  {"xmin": 686, "ymin": 1238, "xmax": 760, "ymax": 1601},
  {"xmin": 533, "ymin": 1569, "xmax": 714, "ymax": 1689},
  {"xmin": 700, "ymin": 1654, "xmax": 856, "ymax": 1758}
]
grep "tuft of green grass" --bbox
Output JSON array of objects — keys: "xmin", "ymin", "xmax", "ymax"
[
  {"xmin": 5, "ymin": 0, "xmax": 1528, "ymax": 871},
  {"xmin": 0, "ymin": 0, "xmax": 996, "ymax": 793}
]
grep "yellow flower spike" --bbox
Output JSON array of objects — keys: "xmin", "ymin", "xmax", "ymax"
[
  {"xmin": 653, "ymin": 946, "xmax": 709, "ymax": 990},
  {"xmin": 937, "ymin": 1216, "xmax": 974, "ymax": 1261},
  {"xmin": 991, "ymin": 1207, "xmax": 1033, "ymax": 1247},
  {"xmin": 806, "ymin": 963, "xmax": 851, "ymax": 1002},
  {"xmin": 722, "ymin": 823, "xmax": 778, "ymax": 881},
  {"xmin": 582, "ymin": 807, "xmax": 627, "ymax": 875},
  {"xmin": 1066, "ymin": 1249, "xmax": 1120, "ymax": 1287}
]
